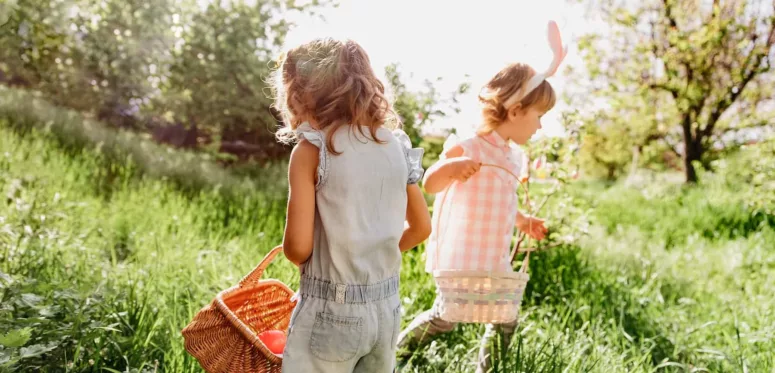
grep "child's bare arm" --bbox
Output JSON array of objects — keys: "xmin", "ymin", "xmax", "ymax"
[
  {"xmin": 282, "ymin": 140, "xmax": 318, "ymax": 266},
  {"xmin": 422, "ymin": 145, "xmax": 481, "ymax": 194},
  {"xmin": 399, "ymin": 184, "xmax": 432, "ymax": 252}
]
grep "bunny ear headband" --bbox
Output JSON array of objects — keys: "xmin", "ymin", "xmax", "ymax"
[{"xmin": 501, "ymin": 20, "xmax": 569, "ymax": 109}]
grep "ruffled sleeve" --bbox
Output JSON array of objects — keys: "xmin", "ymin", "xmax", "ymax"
[
  {"xmin": 440, "ymin": 133, "xmax": 460, "ymax": 159},
  {"xmin": 295, "ymin": 122, "xmax": 328, "ymax": 190},
  {"xmin": 392, "ymin": 129, "xmax": 425, "ymax": 184}
]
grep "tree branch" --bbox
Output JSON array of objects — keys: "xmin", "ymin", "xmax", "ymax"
[
  {"xmin": 721, "ymin": 117, "xmax": 773, "ymax": 134},
  {"xmin": 649, "ymin": 82, "xmax": 679, "ymax": 99},
  {"xmin": 709, "ymin": 0, "xmax": 720, "ymax": 23},
  {"xmin": 701, "ymin": 17, "xmax": 775, "ymax": 139},
  {"xmin": 643, "ymin": 132, "xmax": 665, "ymax": 146},
  {"xmin": 660, "ymin": 0, "xmax": 698, "ymax": 100},
  {"xmin": 662, "ymin": 138, "xmax": 682, "ymax": 159},
  {"xmin": 662, "ymin": 0, "xmax": 678, "ymax": 29}
]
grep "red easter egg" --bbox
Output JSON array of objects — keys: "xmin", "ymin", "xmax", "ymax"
[{"xmin": 258, "ymin": 330, "xmax": 287, "ymax": 355}]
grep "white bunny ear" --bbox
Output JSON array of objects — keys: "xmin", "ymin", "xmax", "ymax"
[{"xmin": 503, "ymin": 20, "xmax": 568, "ymax": 109}]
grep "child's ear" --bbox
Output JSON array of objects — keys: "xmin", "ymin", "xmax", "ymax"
[{"xmin": 508, "ymin": 104, "xmax": 524, "ymax": 120}]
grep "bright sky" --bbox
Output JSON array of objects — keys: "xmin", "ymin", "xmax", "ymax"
[{"xmin": 283, "ymin": 0, "xmax": 603, "ymax": 138}]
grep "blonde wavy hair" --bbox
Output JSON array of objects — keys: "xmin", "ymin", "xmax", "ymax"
[
  {"xmin": 270, "ymin": 38, "xmax": 399, "ymax": 154},
  {"xmin": 477, "ymin": 63, "xmax": 556, "ymax": 135}
]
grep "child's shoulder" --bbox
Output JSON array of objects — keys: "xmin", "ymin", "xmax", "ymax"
[{"xmin": 441, "ymin": 133, "xmax": 482, "ymax": 156}]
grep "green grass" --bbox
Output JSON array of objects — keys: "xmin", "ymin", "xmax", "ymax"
[
  {"xmin": 0, "ymin": 87, "xmax": 288, "ymax": 199},
  {"xmin": 1, "ymin": 93, "xmax": 773, "ymax": 372}
]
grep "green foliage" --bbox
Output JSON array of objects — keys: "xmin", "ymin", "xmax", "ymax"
[
  {"xmin": 0, "ymin": 0, "xmax": 330, "ymax": 159},
  {"xmin": 585, "ymin": 179, "xmax": 774, "ymax": 249},
  {"xmin": 0, "ymin": 0, "xmax": 176, "ymax": 113},
  {"xmin": 0, "ymin": 118, "xmax": 289, "ymax": 371},
  {"xmin": 1, "ymin": 84, "xmax": 774, "ymax": 372},
  {"xmin": 0, "ymin": 86, "xmax": 285, "ymax": 198},
  {"xmin": 0, "ymin": 328, "xmax": 32, "ymax": 348},
  {"xmin": 385, "ymin": 63, "xmax": 469, "ymax": 148},
  {"xmin": 709, "ymin": 138, "xmax": 775, "ymax": 216},
  {"xmin": 164, "ymin": 0, "xmax": 309, "ymax": 138},
  {"xmin": 571, "ymin": 86, "xmax": 679, "ymax": 180},
  {"xmin": 519, "ymin": 111, "xmax": 589, "ymax": 251},
  {"xmin": 579, "ymin": 119, "xmax": 633, "ymax": 180},
  {"xmin": 0, "ymin": 0, "xmax": 456, "ymax": 163},
  {"xmin": 418, "ymin": 137, "xmax": 445, "ymax": 170},
  {"xmin": 570, "ymin": 0, "xmax": 775, "ymax": 183}
]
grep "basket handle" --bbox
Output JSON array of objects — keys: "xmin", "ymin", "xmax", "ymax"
[
  {"xmin": 238, "ymin": 245, "xmax": 283, "ymax": 288},
  {"xmin": 518, "ymin": 250, "xmax": 531, "ymax": 273}
]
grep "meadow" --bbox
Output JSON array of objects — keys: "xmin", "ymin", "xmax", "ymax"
[{"xmin": 1, "ymin": 88, "xmax": 774, "ymax": 372}]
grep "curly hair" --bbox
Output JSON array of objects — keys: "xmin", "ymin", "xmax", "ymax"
[
  {"xmin": 269, "ymin": 38, "xmax": 399, "ymax": 154},
  {"xmin": 477, "ymin": 63, "xmax": 556, "ymax": 134}
]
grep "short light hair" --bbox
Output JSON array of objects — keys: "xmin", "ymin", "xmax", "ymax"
[{"xmin": 477, "ymin": 63, "xmax": 556, "ymax": 135}]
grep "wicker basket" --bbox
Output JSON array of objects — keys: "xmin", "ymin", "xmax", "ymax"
[
  {"xmin": 431, "ymin": 163, "xmax": 533, "ymax": 324},
  {"xmin": 182, "ymin": 246, "xmax": 296, "ymax": 373},
  {"xmin": 433, "ymin": 256, "xmax": 530, "ymax": 324}
]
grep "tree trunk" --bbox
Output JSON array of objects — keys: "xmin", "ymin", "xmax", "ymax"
[
  {"xmin": 681, "ymin": 114, "xmax": 702, "ymax": 184},
  {"xmin": 607, "ymin": 165, "xmax": 616, "ymax": 181},
  {"xmin": 683, "ymin": 149, "xmax": 699, "ymax": 183},
  {"xmin": 626, "ymin": 145, "xmax": 641, "ymax": 185}
]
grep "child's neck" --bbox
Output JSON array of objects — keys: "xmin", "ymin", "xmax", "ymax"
[{"xmin": 492, "ymin": 126, "xmax": 513, "ymax": 144}]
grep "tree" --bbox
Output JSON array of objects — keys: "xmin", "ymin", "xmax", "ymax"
[
  {"xmin": 571, "ymin": 81, "xmax": 678, "ymax": 180},
  {"xmin": 574, "ymin": 0, "xmax": 775, "ymax": 183},
  {"xmin": 75, "ymin": 0, "xmax": 177, "ymax": 124},
  {"xmin": 164, "ymin": 1, "xmax": 324, "ymax": 143},
  {"xmin": 0, "ymin": 0, "xmax": 73, "ymax": 90},
  {"xmin": 384, "ymin": 63, "xmax": 470, "ymax": 168},
  {"xmin": 579, "ymin": 114, "xmax": 634, "ymax": 180},
  {"xmin": 0, "ymin": 0, "xmax": 177, "ymax": 118},
  {"xmin": 384, "ymin": 63, "xmax": 469, "ymax": 148},
  {"xmin": 1, "ymin": 0, "xmax": 329, "ymax": 162}
]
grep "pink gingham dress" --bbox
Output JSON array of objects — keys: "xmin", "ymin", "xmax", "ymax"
[{"xmin": 425, "ymin": 131, "xmax": 523, "ymax": 273}]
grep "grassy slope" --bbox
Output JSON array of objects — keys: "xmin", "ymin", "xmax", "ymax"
[{"xmin": 1, "ymin": 90, "xmax": 773, "ymax": 372}]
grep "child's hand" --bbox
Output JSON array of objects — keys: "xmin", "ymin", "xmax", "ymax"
[
  {"xmin": 449, "ymin": 157, "xmax": 481, "ymax": 183},
  {"xmin": 516, "ymin": 214, "xmax": 548, "ymax": 241}
]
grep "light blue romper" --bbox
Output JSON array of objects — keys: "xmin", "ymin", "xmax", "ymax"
[{"xmin": 281, "ymin": 123, "xmax": 424, "ymax": 373}]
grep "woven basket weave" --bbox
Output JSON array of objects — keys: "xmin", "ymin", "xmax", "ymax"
[
  {"xmin": 432, "ymin": 163, "xmax": 532, "ymax": 324},
  {"xmin": 433, "ymin": 262, "xmax": 530, "ymax": 323},
  {"xmin": 182, "ymin": 246, "xmax": 296, "ymax": 373}
]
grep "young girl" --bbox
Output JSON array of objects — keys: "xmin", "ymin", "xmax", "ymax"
[
  {"xmin": 271, "ymin": 37, "xmax": 432, "ymax": 373},
  {"xmin": 396, "ymin": 21, "xmax": 567, "ymax": 370}
]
